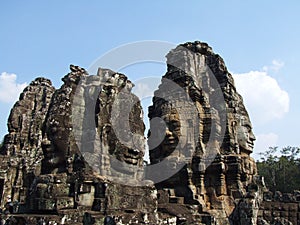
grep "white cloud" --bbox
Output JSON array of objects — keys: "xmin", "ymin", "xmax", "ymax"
[
  {"xmin": 132, "ymin": 77, "xmax": 161, "ymax": 99},
  {"xmin": 262, "ymin": 59, "xmax": 284, "ymax": 73},
  {"xmin": 253, "ymin": 133, "xmax": 279, "ymax": 159},
  {"xmin": 233, "ymin": 71, "xmax": 289, "ymax": 125},
  {"xmin": 0, "ymin": 72, "xmax": 27, "ymax": 103},
  {"xmin": 255, "ymin": 133, "xmax": 279, "ymax": 152},
  {"xmin": 133, "ymin": 83, "xmax": 154, "ymax": 98}
]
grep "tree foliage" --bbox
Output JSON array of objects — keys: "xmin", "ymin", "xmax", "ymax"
[{"xmin": 257, "ymin": 146, "xmax": 300, "ymax": 193}]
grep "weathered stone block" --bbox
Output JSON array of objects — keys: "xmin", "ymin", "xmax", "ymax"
[
  {"xmin": 78, "ymin": 192, "xmax": 94, "ymax": 207},
  {"xmin": 36, "ymin": 198, "xmax": 56, "ymax": 211},
  {"xmin": 56, "ymin": 197, "xmax": 74, "ymax": 210},
  {"xmin": 52, "ymin": 183, "xmax": 70, "ymax": 197}
]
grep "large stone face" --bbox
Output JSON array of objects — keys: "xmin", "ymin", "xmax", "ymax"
[
  {"xmin": 147, "ymin": 41, "xmax": 262, "ymax": 224},
  {"xmin": 0, "ymin": 41, "xmax": 292, "ymax": 225},
  {"xmin": 0, "ymin": 65, "xmax": 153, "ymax": 224},
  {"xmin": 1, "ymin": 77, "xmax": 55, "ymax": 158},
  {"xmin": 0, "ymin": 78, "xmax": 55, "ymax": 207},
  {"xmin": 41, "ymin": 66, "xmax": 87, "ymax": 174}
]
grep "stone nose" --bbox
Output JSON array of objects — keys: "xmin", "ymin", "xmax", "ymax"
[
  {"xmin": 165, "ymin": 128, "xmax": 173, "ymax": 137},
  {"xmin": 250, "ymin": 131, "xmax": 256, "ymax": 142}
]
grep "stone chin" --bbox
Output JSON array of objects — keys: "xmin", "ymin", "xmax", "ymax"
[
  {"xmin": 237, "ymin": 133, "xmax": 255, "ymax": 153},
  {"xmin": 239, "ymin": 142, "xmax": 255, "ymax": 154},
  {"xmin": 42, "ymin": 157, "xmax": 66, "ymax": 174}
]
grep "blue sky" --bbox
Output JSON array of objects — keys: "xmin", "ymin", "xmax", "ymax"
[{"xmin": 1, "ymin": 1, "xmax": 300, "ymax": 158}]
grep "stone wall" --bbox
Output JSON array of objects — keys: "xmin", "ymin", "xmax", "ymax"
[{"xmin": 257, "ymin": 191, "xmax": 300, "ymax": 225}]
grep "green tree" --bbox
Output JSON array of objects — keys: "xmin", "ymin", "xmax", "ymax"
[{"xmin": 257, "ymin": 146, "xmax": 300, "ymax": 193}]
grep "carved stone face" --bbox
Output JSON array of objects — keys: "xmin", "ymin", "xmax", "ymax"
[
  {"xmin": 42, "ymin": 137, "xmax": 66, "ymax": 174},
  {"xmin": 160, "ymin": 110, "xmax": 181, "ymax": 156},
  {"xmin": 99, "ymin": 89, "xmax": 145, "ymax": 168},
  {"xmin": 103, "ymin": 125, "xmax": 142, "ymax": 166},
  {"xmin": 237, "ymin": 116, "xmax": 256, "ymax": 154}
]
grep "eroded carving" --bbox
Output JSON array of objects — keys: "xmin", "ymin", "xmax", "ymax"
[{"xmin": 0, "ymin": 41, "xmax": 288, "ymax": 225}]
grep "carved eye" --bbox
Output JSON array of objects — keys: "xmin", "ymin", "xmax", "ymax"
[
  {"xmin": 245, "ymin": 124, "xmax": 252, "ymax": 132},
  {"xmin": 168, "ymin": 121, "xmax": 180, "ymax": 131}
]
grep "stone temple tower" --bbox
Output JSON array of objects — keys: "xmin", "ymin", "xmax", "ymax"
[{"xmin": 147, "ymin": 41, "xmax": 261, "ymax": 224}]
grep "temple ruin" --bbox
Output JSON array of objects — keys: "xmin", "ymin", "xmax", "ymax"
[{"xmin": 0, "ymin": 41, "xmax": 298, "ymax": 224}]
